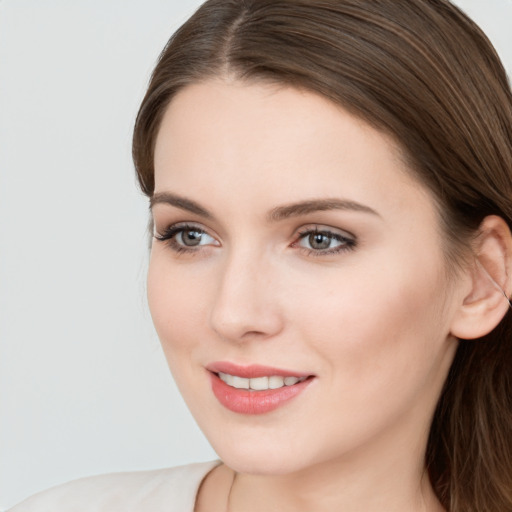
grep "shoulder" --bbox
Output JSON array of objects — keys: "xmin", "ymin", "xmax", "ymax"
[{"xmin": 8, "ymin": 461, "xmax": 221, "ymax": 512}]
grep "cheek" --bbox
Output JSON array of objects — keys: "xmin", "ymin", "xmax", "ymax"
[
  {"xmin": 269, "ymin": 261, "xmax": 453, "ymax": 464},
  {"xmin": 285, "ymin": 252, "xmax": 452, "ymax": 405},
  {"xmin": 147, "ymin": 252, "xmax": 206, "ymax": 360}
]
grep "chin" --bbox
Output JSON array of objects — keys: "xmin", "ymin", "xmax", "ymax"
[
  {"xmin": 221, "ymin": 451, "xmax": 306, "ymax": 476},
  {"xmin": 207, "ymin": 431, "xmax": 315, "ymax": 476}
]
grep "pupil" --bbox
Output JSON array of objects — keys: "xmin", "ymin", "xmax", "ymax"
[
  {"xmin": 183, "ymin": 230, "xmax": 202, "ymax": 246},
  {"xmin": 309, "ymin": 232, "xmax": 331, "ymax": 250}
]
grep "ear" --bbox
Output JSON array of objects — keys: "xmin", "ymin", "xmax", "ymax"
[{"xmin": 450, "ymin": 215, "xmax": 512, "ymax": 340}]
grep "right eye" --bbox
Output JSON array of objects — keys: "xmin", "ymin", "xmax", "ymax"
[
  {"xmin": 175, "ymin": 228, "xmax": 214, "ymax": 247},
  {"xmin": 154, "ymin": 224, "xmax": 219, "ymax": 252}
]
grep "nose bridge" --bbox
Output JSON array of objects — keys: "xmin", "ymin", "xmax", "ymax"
[{"xmin": 209, "ymin": 244, "xmax": 282, "ymax": 341}]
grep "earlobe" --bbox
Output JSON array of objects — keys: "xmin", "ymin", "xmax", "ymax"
[{"xmin": 450, "ymin": 215, "xmax": 512, "ymax": 340}]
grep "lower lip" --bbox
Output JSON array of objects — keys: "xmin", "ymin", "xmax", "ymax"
[{"xmin": 209, "ymin": 372, "xmax": 313, "ymax": 415}]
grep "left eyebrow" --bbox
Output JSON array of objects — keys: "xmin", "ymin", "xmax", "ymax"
[{"xmin": 267, "ymin": 198, "xmax": 380, "ymax": 222}]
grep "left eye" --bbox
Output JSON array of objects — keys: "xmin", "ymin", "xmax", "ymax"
[{"xmin": 296, "ymin": 229, "xmax": 354, "ymax": 252}]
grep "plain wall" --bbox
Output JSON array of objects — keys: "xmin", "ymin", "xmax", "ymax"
[{"xmin": 1, "ymin": 0, "xmax": 511, "ymax": 508}]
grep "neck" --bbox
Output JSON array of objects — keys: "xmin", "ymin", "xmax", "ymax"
[
  {"xmin": 224, "ymin": 418, "xmax": 446, "ymax": 512},
  {"xmin": 226, "ymin": 457, "xmax": 444, "ymax": 512}
]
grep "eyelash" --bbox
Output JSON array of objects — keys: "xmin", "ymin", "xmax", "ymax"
[
  {"xmin": 294, "ymin": 227, "xmax": 357, "ymax": 256},
  {"xmin": 154, "ymin": 224, "xmax": 212, "ymax": 254},
  {"xmin": 153, "ymin": 223, "xmax": 357, "ymax": 256}
]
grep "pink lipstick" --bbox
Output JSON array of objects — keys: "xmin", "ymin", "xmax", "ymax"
[{"xmin": 207, "ymin": 362, "xmax": 314, "ymax": 415}]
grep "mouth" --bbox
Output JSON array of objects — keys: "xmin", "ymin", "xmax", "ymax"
[
  {"xmin": 217, "ymin": 372, "xmax": 309, "ymax": 391},
  {"xmin": 206, "ymin": 362, "xmax": 315, "ymax": 415}
]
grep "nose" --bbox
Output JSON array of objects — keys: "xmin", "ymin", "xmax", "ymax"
[{"xmin": 209, "ymin": 249, "xmax": 284, "ymax": 343}]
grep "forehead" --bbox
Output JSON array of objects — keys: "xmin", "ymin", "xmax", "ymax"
[{"xmin": 153, "ymin": 79, "xmax": 432, "ymax": 220}]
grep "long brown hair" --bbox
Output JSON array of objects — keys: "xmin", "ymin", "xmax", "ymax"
[{"xmin": 132, "ymin": 1, "xmax": 512, "ymax": 509}]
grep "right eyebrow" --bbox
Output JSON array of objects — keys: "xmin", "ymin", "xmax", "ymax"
[{"xmin": 150, "ymin": 192, "xmax": 213, "ymax": 219}]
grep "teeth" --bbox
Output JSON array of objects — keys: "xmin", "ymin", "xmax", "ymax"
[
  {"xmin": 218, "ymin": 372, "xmax": 307, "ymax": 391},
  {"xmin": 249, "ymin": 376, "xmax": 269, "ymax": 390},
  {"xmin": 268, "ymin": 376, "xmax": 285, "ymax": 389},
  {"xmin": 222, "ymin": 373, "xmax": 234, "ymax": 386},
  {"xmin": 232, "ymin": 376, "xmax": 249, "ymax": 389}
]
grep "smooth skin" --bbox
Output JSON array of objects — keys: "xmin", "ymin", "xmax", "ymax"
[{"xmin": 148, "ymin": 79, "xmax": 512, "ymax": 512}]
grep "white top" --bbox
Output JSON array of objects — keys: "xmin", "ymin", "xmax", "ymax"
[{"xmin": 8, "ymin": 461, "xmax": 221, "ymax": 512}]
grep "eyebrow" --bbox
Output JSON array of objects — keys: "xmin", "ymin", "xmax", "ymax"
[
  {"xmin": 150, "ymin": 192, "xmax": 213, "ymax": 218},
  {"xmin": 267, "ymin": 198, "xmax": 380, "ymax": 222},
  {"xmin": 150, "ymin": 192, "xmax": 379, "ymax": 221}
]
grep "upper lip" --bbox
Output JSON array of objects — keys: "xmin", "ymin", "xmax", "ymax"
[{"xmin": 206, "ymin": 361, "xmax": 313, "ymax": 379}]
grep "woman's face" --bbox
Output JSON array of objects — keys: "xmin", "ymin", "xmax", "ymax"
[{"xmin": 149, "ymin": 80, "xmax": 463, "ymax": 475}]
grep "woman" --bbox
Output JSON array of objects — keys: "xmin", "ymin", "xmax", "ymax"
[{"xmin": 11, "ymin": 0, "xmax": 512, "ymax": 510}]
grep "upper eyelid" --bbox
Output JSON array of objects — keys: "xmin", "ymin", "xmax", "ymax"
[
  {"xmin": 294, "ymin": 228, "xmax": 356, "ymax": 246},
  {"xmin": 154, "ymin": 221, "xmax": 210, "ymax": 234},
  {"xmin": 295, "ymin": 224, "xmax": 356, "ymax": 239}
]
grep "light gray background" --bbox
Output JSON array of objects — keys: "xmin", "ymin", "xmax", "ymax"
[{"xmin": 1, "ymin": 0, "xmax": 511, "ymax": 508}]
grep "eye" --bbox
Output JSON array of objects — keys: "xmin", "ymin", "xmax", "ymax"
[
  {"xmin": 154, "ymin": 223, "xmax": 219, "ymax": 252},
  {"xmin": 175, "ymin": 228, "xmax": 214, "ymax": 247},
  {"xmin": 302, "ymin": 232, "xmax": 337, "ymax": 250},
  {"xmin": 294, "ymin": 227, "xmax": 356, "ymax": 255}
]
